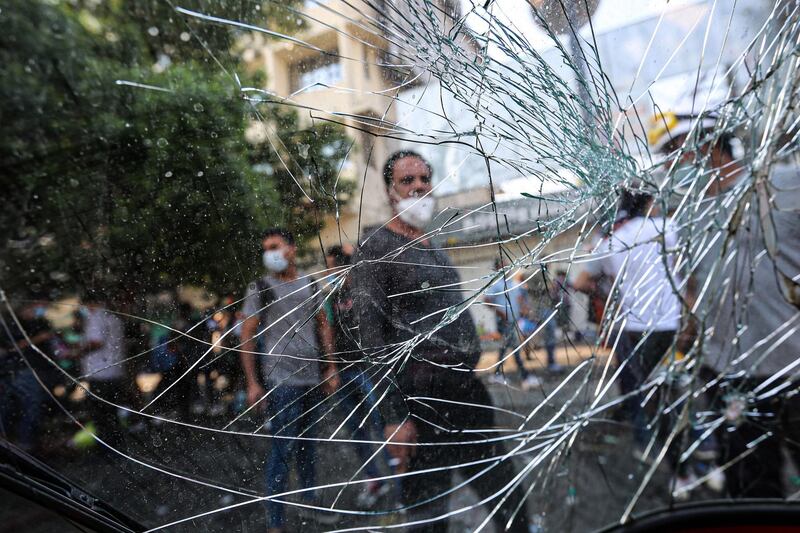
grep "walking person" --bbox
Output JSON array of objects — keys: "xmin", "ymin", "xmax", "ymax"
[
  {"xmin": 0, "ymin": 299, "xmax": 53, "ymax": 452},
  {"xmin": 528, "ymin": 272, "xmax": 563, "ymax": 373},
  {"xmin": 323, "ymin": 245, "xmax": 394, "ymax": 509},
  {"xmin": 77, "ymin": 296, "xmax": 129, "ymax": 450},
  {"xmin": 573, "ymin": 188, "xmax": 681, "ymax": 458},
  {"xmin": 484, "ymin": 258, "xmax": 541, "ymax": 390},
  {"xmin": 147, "ymin": 302, "xmax": 195, "ymax": 423},
  {"xmin": 351, "ymin": 151, "xmax": 531, "ymax": 532},
  {"xmin": 239, "ymin": 228, "xmax": 340, "ymax": 532},
  {"xmin": 551, "ymin": 270, "xmax": 577, "ymax": 343}
]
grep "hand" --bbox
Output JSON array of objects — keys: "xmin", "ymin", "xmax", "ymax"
[
  {"xmin": 321, "ymin": 365, "xmax": 340, "ymax": 395},
  {"xmin": 384, "ymin": 420, "xmax": 417, "ymax": 474},
  {"xmin": 246, "ymin": 381, "xmax": 267, "ymax": 411}
]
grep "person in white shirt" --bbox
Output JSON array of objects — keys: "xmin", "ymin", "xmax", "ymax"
[
  {"xmin": 78, "ymin": 299, "xmax": 127, "ymax": 448},
  {"xmin": 573, "ymin": 188, "xmax": 681, "ymax": 450}
]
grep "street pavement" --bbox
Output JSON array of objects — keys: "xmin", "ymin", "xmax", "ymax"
[{"xmin": 47, "ymin": 342, "xmax": 704, "ymax": 532}]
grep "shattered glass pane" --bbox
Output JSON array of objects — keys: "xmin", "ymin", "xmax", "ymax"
[{"xmin": 2, "ymin": 0, "xmax": 800, "ymax": 531}]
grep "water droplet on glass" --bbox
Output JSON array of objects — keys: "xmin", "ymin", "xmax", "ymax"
[
  {"xmin": 197, "ymin": 171, "xmax": 204, "ymax": 177},
  {"xmin": 147, "ymin": 26, "xmax": 159, "ymax": 37},
  {"xmin": 164, "ymin": 171, "xmax": 173, "ymax": 178},
  {"xmin": 156, "ymin": 138, "xmax": 168, "ymax": 147},
  {"xmin": 193, "ymin": 103, "xmax": 204, "ymax": 112},
  {"xmin": 180, "ymin": 31, "xmax": 191, "ymax": 42}
]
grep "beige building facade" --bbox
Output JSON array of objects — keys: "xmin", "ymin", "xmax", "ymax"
[
  {"xmin": 245, "ymin": 1, "xmax": 412, "ymax": 250},
  {"xmin": 244, "ymin": 0, "xmax": 470, "ymax": 250}
]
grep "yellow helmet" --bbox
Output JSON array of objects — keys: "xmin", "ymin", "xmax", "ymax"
[{"xmin": 647, "ymin": 110, "xmax": 717, "ymax": 153}]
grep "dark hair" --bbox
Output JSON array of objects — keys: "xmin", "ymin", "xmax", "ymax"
[
  {"xmin": 661, "ymin": 112, "xmax": 736, "ymax": 159},
  {"xmin": 326, "ymin": 245, "xmax": 349, "ymax": 265},
  {"xmin": 687, "ymin": 127, "xmax": 735, "ymax": 160},
  {"xmin": 618, "ymin": 188, "xmax": 653, "ymax": 221},
  {"xmin": 326, "ymin": 245, "xmax": 351, "ymax": 268},
  {"xmin": 177, "ymin": 302, "xmax": 194, "ymax": 320},
  {"xmin": 716, "ymin": 132, "xmax": 735, "ymax": 159},
  {"xmin": 382, "ymin": 150, "xmax": 433, "ymax": 188},
  {"xmin": 261, "ymin": 227, "xmax": 295, "ymax": 246}
]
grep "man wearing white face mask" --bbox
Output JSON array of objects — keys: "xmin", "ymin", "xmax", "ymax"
[
  {"xmin": 239, "ymin": 228, "xmax": 340, "ymax": 532},
  {"xmin": 350, "ymin": 151, "xmax": 531, "ymax": 532}
]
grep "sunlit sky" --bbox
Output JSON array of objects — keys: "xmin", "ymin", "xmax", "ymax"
[
  {"xmin": 461, "ymin": 0, "xmax": 707, "ymax": 52},
  {"xmin": 402, "ymin": 0, "xmax": 761, "ymax": 193}
]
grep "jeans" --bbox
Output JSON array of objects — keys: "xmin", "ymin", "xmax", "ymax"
[
  {"xmin": 264, "ymin": 384, "xmax": 320, "ymax": 529},
  {"xmin": 539, "ymin": 308, "xmax": 558, "ymax": 367},
  {"xmin": 400, "ymin": 368, "xmax": 530, "ymax": 533},
  {"xmin": 86, "ymin": 378, "xmax": 128, "ymax": 449},
  {"xmin": 615, "ymin": 330, "xmax": 676, "ymax": 447},
  {"xmin": 0, "ymin": 369, "xmax": 44, "ymax": 451},
  {"xmin": 335, "ymin": 368, "xmax": 387, "ymax": 481},
  {"xmin": 496, "ymin": 321, "xmax": 529, "ymax": 379}
]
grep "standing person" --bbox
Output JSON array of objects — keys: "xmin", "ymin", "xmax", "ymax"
[
  {"xmin": 649, "ymin": 111, "xmax": 800, "ymax": 498},
  {"xmin": 351, "ymin": 151, "xmax": 531, "ymax": 532},
  {"xmin": 207, "ymin": 299, "xmax": 236, "ymax": 417},
  {"xmin": 323, "ymin": 244, "xmax": 355, "ymax": 290},
  {"xmin": 147, "ymin": 302, "xmax": 194, "ymax": 423},
  {"xmin": 78, "ymin": 296, "xmax": 128, "ymax": 449},
  {"xmin": 578, "ymin": 231, "xmax": 612, "ymax": 343},
  {"xmin": 572, "ymin": 188, "xmax": 681, "ymax": 456},
  {"xmin": 323, "ymin": 245, "xmax": 394, "ymax": 509},
  {"xmin": 228, "ymin": 306, "xmax": 249, "ymax": 414},
  {"xmin": 530, "ymin": 269, "xmax": 572, "ymax": 372},
  {"xmin": 551, "ymin": 269, "xmax": 574, "ymax": 345},
  {"xmin": 0, "ymin": 300, "xmax": 52, "ymax": 452},
  {"xmin": 484, "ymin": 258, "xmax": 541, "ymax": 389},
  {"xmin": 527, "ymin": 272, "xmax": 563, "ymax": 373},
  {"xmin": 239, "ymin": 228, "xmax": 340, "ymax": 532},
  {"xmin": 536, "ymin": 303, "xmax": 561, "ymax": 374}
]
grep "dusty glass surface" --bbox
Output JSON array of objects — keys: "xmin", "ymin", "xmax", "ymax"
[{"xmin": 2, "ymin": 0, "xmax": 800, "ymax": 531}]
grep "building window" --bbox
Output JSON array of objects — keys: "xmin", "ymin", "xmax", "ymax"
[{"xmin": 292, "ymin": 53, "xmax": 342, "ymax": 92}]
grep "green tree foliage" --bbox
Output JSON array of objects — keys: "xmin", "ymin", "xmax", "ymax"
[{"xmin": 1, "ymin": 0, "xmax": 351, "ymax": 300}]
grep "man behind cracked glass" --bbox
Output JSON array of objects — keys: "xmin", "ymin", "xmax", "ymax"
[
  {"xmin": 350, "ymin": 151, "xmax": 530, "ymax": 532},
  {"xmin": 650, "ymin": 110, "xmax": 800, "ymax": 499}
]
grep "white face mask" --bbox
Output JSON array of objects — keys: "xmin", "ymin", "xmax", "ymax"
[
  {"xmin": 263, "ymin": 250, "xmax": 288, "ymax": 273},
  {"xmin": 394, "ymin": 195, "xmax": 435, "ymax": 229}
]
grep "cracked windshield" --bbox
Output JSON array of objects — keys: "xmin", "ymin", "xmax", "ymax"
[{"xmin": 3, "ymin": 0, "xmax": 800, "ymax": 531}]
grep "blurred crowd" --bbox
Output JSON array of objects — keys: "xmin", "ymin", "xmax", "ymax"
[
  {"xmin": 0, "ymin": 290, "xmax": 249, "ymax": 452},
  {"xmin": 1, "ymin": 121, "xmax": 799, "ymax": 530}
]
